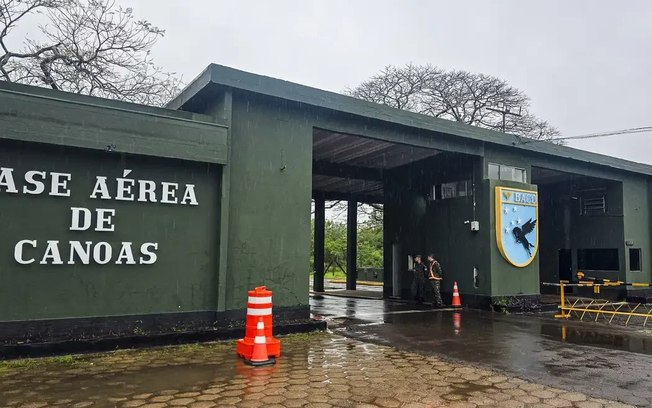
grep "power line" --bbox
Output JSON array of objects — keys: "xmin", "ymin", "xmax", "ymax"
[{"xmin": 557, "ymin": 126, "xmax": 652, "ymax": 141}]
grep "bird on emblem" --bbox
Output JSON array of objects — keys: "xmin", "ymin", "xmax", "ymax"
[{"xmin": 512, "ymin": 218, "xmax": 537, "ymax": 256}]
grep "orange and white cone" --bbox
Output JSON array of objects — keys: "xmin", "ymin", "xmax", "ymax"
[
  {"xmin": 245, "ymin": 318, "xmax": 276, "ymax": 366},
  {"xmin": 452, "ymin": 312, "xmax": 461, "ymax": 335},
  {"xmin": 451, "ymin": 281, "xmax": 462, "ymax": 308}
]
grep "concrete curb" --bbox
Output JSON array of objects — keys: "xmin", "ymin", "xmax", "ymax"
[
  {"xmin": 0, "ymin": 320, "xmax": 327, "ymax": 360},
  {"xmin": 328, "ymin": 280, "xmax": 384, "ymax": 287},
  {"xmin": 311, "ymin": 291, "xmax": 383, "ymax": 300}
]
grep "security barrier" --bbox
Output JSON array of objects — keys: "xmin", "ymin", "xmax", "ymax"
[{"xmin": 544, "ymin": 275, "xmax": 652, "ymax": 326}]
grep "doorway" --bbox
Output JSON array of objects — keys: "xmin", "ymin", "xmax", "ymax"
[{"xmin": 559, "ymin": 249, "xmax": 572, "ymax": 282}]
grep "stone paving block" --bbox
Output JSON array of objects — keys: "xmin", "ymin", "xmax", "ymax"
[
  {"xmin": 0, "ymin": 333, "xmax": 643, "ymax": 408},
  {"xmin": 516, "ymin": 394, "xmax": 542, "ymax": 404},
  {"xmin": 71, "ymin": 403, "xmax": 94, "ymax": 408},
  {"xmin": 603, "ymin": 403, "xmax": 636, "ymax": 408},
  {"xmin": 189, "ymin": 398, "xmax": 218, "ymax": 408},
  {"xmin": 168, "ymin": 398, "xmax": 196, "ymax": 406},
  {"xmin": 544, "ymin": 398, "xmax": 574, "ymax": 407},
  {"xmin": 532, "ymin": 389, "xmax": 559, "ymax": 399},
  {"xmin": 559, "ymin": 392, "xmax": 588, "ymax": 402},
  {"xmin": 148, "ymin": 396, "xmax": 173, "ymax": 403},
  {"xmin": 447, "ymin": 402, "xmax": 479, "ymax": 408},
  {"xmin": 122, "ymin": 401, "xmax": 146, "ymax": 408},
  {"xmin": 575, "ymin": 401, "xmax": 604, "ymax": 408},
  {"xmin": 284, "ymin": 399, "xmax": 308, "ymax": 407}
]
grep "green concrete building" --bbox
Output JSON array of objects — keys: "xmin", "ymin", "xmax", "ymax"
[{"xmin": 1, "ymin": 64, "xmax": 651, "ymax": 345}]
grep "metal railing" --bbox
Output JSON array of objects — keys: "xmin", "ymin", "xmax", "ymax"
[{"xmin": 543, "ymin": 274, "xmax": 652, "ymax": 326}]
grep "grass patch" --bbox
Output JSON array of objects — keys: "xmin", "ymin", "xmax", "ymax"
[
  {"xmin": 310, "ymin": 270, "xmax": 347, "ymax": 280},
  {"xmin": 279, "ymin": 331, "xmax": 329, "ymax": 342},
  {"xmin": 174, "ymin": 342, "xmax": 230, "ymax": 353},
  {"xmin": 0, "ymin": 332, "xmax": 329, "ymax": 377},
  {"xmin": 0, "ymin": 354, "xmax": 79, "ymax": 374}
]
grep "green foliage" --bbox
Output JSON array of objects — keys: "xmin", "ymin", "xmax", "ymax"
[
  {"xmin": 311, "ymin": 212, "xmax": 383, "ymax": 272},
  {"xmin": 357, "ymin": 221, "xmax": 383, "ymax": 268}
]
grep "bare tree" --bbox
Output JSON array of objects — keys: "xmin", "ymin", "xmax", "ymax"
[
  {"xmin": 311, "ymin": 200, "xmax": 383, "ymax": 227},
  {"xmin": 347, "ymin": 64, "xmax": 561, "ymax": 143},
  {"xmin": 0, "ymin": 0, "xmax": 181, "ymax": 106}
]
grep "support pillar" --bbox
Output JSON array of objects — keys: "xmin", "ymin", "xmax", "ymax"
[
  {"xmin": 313, "ymin": 198, "xmax": 325, "ymax": 292},
  {"xmin": 347, "ymin": 200, "xmax": 358, "ymax": 291}
]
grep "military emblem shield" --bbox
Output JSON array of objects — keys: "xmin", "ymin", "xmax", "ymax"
[{"xmin": 495, "ymin": 187, "xmax": 538, "ymax": 267}]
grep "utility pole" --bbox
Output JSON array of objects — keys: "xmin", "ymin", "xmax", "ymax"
[{"xmin": 486, "ymin": 101, "xmax": 522, "ymax": 132}]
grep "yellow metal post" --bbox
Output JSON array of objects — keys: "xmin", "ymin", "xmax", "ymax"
[{"xmin": 555, "ymin": 282, "xmax": 569, "ymax": 318}]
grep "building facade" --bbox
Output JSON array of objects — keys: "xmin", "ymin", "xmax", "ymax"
[{"xmin": 1, "ymin": 64, "xmax": 651, "ymax": 346}]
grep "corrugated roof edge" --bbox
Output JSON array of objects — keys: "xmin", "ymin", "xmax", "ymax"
[{"xmin": 169, "ymin": 63, "xmax": 652, "ymax": 177}]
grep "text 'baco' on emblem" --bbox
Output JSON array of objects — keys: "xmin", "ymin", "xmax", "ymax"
[{"xmin": 495, "ymin": 187, "xmax": 538, "ymax": 267}]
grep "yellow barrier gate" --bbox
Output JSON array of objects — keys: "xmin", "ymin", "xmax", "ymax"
[{"xmin": 544, "ymin": 276, "xmax": 652, "ymax": 326}]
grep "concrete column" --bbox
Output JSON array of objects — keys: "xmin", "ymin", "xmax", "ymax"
[
  {"xmin": 347, "ymin": 200, "xmax": 358, "ymax": 291},
  {"xmin": 313, "ymin": 198, "xmax": 325, "ymax": 292}
]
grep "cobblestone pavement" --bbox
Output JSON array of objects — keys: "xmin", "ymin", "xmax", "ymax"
[{"xmin": 0, "ymin": 333, "xmax": 636, "ymax": 408}]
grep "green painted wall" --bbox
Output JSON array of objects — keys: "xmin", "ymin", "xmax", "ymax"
[
  {"xmin": 0, "ymin": 82, "xmax": 228, "ymax": 164},
  {"xmin": 5, "ymin": 66, "xmax": 652, "ymax": 331},
  {"xmin": 384, "ymin": 153, "xmax": 544, "ymax": 300},
  {"xmin": 383, "ymin": 154, "xmax": 492, "ymax": 298},
  {"xmin": 483, "ymin": 149, "xmax": 540, "ymax": 297},
  {"xmin": 0, "ymin": 140, "xmax": 220, "ymax": 321},
  {"xmin": 538, "ymin": 179, "xmax": 626, "ymax": 285},
  {"xmin": 0, "ymin": 84, "xmax": 226, "ymax": 324},
  {"xmin": 222, "ymin": 93, "xmax": 313, "ymax": 310},
  {"xmin": 488, "ymin": 179, "xmax": 540, "ymax": 297},
  {"xmin": 623, "ymin": 178, "xmax": 651, "ymax": 283}
]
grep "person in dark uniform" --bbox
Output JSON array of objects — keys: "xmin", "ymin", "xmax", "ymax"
[
  {"xmin": 427, "ymin": 254, "xmax": 444, "ymax": 308},
  {"xmin": 411, "ymin": 255, "xmax": 428, "ymax": 304}
]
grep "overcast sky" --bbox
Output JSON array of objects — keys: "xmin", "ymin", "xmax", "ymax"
[{"xmin": 19, "ymin": 0, "xmax": 652, "ymax": 164}]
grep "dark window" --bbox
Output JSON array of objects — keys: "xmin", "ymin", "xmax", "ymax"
[
  {"xmin": 577, "ymin": 248, "xmax": 619, "ymax": 271},
  {"xmin": 630, "ymin": 248, "xmax": 642, "ymax": 271},
  {"xmin": 431, "ymin": 180, "xmax": 472, "ymax": 200}
]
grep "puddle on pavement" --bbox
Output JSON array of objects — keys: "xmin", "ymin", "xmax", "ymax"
[
  {"xmin": 540, "ymin": 323, "xmax": 652, "ymax": 355},
  {"xmin": 1, "ymin": 331, "xmax": 649, "ymax": 408},
  {"xmin": 447, "ymin": 381, "xmax": 494, "ymax": 397},
  {"xmin": 0, "ymin": 338, "xmax": 316, "ymax": 403},
  {"xmin": 316, "ymin": 291, "xmax": 652, "ymax": 357},
  {"xmin": 5, "ymin": 363, "xmax": 231, "ymax": 403}
]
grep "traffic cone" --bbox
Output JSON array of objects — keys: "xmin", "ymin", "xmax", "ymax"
[
  {"xmin": 452, "ymin": 312, "xmax": 461, "ymax": 335},
  {"xmin": 237, "ymin": 286, "xmax": 280, "ymax": 360},
  {"xmin": 451, "ymin": 281, "xmax": 462, "ymax": 308},
  {"xmin": 245, "ymin": 318, "xmax": 276, "ymax": 367}
]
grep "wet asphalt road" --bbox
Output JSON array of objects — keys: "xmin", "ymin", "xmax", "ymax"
[{"xmin": 310, "ymin": 293, "xmax": 652, "ymax": 407}]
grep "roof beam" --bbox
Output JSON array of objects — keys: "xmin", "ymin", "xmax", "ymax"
[
  {"xmin": 312, "ymin": 160, "xmax": 384, "ymax": 181},
  {"xmin": 312, "ymin": 190, "xmax": 384, "ymax": 205}
]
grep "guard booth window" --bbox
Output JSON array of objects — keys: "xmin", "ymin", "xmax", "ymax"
[
  {"xmin": 578, "ymin": 248, "xmax": 619, "ymax": 271},
  {"xmin": 488, "ymin": 163, "xmax": 526, "ymax": 183},
  {"xmin": 432, "ymin": 180, "xmax": 472, "ymax": 200},
  {"xmin": 630, "ymin": 248, "xmax": 642, "ymax": 271}
]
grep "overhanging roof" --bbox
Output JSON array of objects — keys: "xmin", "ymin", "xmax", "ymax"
[
  {"xmin": 313, "ymin": 129, "xmax": 439, "ymax": 169},
  {"xmin": 311, "ymin": 129, "xmax": 441, "ymax": 202},
  {"xmin": 168, "ymin": 64, "xmax": 652, "ymax": 178}
]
